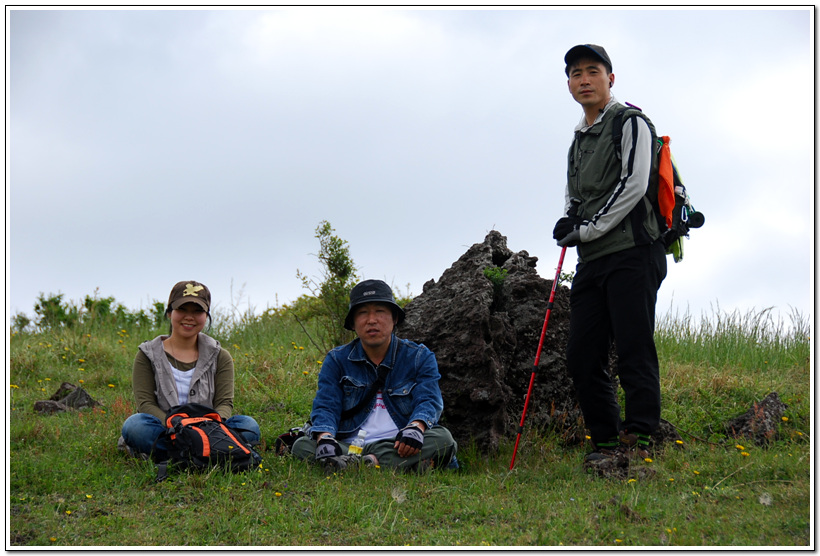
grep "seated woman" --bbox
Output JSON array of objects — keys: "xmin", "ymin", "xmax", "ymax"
[{"xmin": 120, "ymin": 280, "xmax": 260, "ymax": 460}]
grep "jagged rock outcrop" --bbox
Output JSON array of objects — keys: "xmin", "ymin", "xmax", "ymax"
[
  {"xmin": 725, "ymin": 392, "xmax": 787, "ymax": 446},
  {"xmin": 398, "ymin": 231, "xmax": 582, "ymax": 453},
  {"xmin": 34, "ymin": 382, "xmax": 101, "ymax": 414}
]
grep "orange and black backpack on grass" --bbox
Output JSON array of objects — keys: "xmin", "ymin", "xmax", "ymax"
[{"xmin": 154, "ymin": 403, "xmax": 261, "ymax": 482}]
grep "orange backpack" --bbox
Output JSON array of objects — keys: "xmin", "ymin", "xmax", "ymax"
[
  {"xmin": 153, "ymin": 403, "xmax": 261, "ymax": 481},
  {"xmin": 613, "ymin": 104, "xmax": 705, "ymax": 262}
]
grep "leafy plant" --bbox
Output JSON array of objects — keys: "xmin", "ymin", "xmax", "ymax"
[
  {"xmin": 483, "ymin": 267, "xmax": 508, "ymax": 306},
  {"xmin": 33, "ymin": 292, "xmax": 80, "ymax": 329},
  {"xmin": 26, "ymin": 290, "xmax": 164, "ymax": 335},
  {"xmin": 11, "ymin": 312, "xmax": 31, "ymax": 334},
  {"xmin": 483, "ymin": 266, "xmax": 508, "ymax": 288},
  {"xmin": 558, "ymin": 270, "xmax": 575, "ymax": 286},
  {"xmin": 393, "ymin": 282, "xmax": 414, "ymax": 309},
  {"xmin": 295, "ymin": 220, "xmax": 360, "ymax": 352}
]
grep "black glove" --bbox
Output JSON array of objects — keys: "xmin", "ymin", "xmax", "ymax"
[
  {"xmin": 552, "ymin": 216, "xmax": 584, "ymax": 241},
  {"xmin": 395, "ymin": 425, "xmax": 424, "ymax": 452},
  {"xmin": 557, "ymin": 229, "xmax": 581, "ymax": 247},
  {"xmin": 315, "ymin": 436, "xmax": 342, "ymax": 460}
]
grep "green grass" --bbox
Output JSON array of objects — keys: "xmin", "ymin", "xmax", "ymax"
[{"xmin": 7, "ymin": 305, "xmax": 812, "ymax": 547}]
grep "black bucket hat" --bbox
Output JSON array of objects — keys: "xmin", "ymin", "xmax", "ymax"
[
  {"xmin": 343, "ymin": 279, "xmax": 406, "ymax": 331},
  {"xmin": 564, "ymin": 44, "xmax": 612, "ymax": 76}
]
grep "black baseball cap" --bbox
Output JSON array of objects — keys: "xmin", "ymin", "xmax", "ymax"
[
  {"xmin": 344, "ymin": 279, "xmax": 405, "ymax": 331},
  {"xmin": 564, "ymin": 44, "xmax": 612, "ymax": 76}
]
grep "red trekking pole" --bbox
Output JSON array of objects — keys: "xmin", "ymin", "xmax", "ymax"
[{"xmin": 509, "ymin": 245, "xmax": 568, "ymax": 470}]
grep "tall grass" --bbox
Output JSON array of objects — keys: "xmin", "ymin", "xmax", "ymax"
[
  {"xmin": 654, "ymin": 305, "xmax": 810, "ymax": 443},
  {"xmin": 656, "ymin": 303, "xmax": 810, "ymax": 371},
  {"xmin": 7, "ymin": 302, "xmax": 812, "ymax": 547}
]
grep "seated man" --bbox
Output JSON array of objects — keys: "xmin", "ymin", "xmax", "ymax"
[{"xmin": 292, "ymin": 279, "xmax": 458, "ymax": 472}]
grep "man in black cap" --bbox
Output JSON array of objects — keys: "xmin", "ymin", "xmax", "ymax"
[
  {"xmin": 553, "ymin": 45, "xmax": 668, "ymax": 469},
  {"xmin": 292, "ymin": 279, "xmax": 457, "ymax": 472}
]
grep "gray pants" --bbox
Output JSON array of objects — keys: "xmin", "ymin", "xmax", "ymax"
[{"xmin": 292, "ymin": 427, "xmax": 458, "ymax": 471}]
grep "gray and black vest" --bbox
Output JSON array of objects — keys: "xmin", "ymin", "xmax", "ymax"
[{"xmin": 567, "ymin": 103, "xmax": 662, "ymax": 262}]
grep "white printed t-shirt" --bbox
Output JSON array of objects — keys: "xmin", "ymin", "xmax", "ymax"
[{"xmin": 341, "ymin": 391, "xmax": 398, "ymax": 444}]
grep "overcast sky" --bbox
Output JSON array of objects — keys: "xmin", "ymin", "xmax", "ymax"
[{"xmin": 7, "ymin": 7, "xmax": 814, "ymax": 330}]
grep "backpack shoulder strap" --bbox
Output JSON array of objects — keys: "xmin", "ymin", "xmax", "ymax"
[
  {"xmin": 611, "ymin": 102, "xmax": 647, "ymax": 160},
  {"xmin": 156, "ymin": 460, "xmax": 169, "ymax": 482}
]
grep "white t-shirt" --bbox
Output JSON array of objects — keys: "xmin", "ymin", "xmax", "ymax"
[
  {"xmin": 341, "ymin": 391, "xmax": 398, "ymax": 444},
  {"xmin": 171, "ymin": 364, "xmax": 195, "ymax": 405}
]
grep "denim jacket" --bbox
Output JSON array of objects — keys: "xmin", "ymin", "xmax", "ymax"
[{"xmin": 308, "ymin": 335, "xmax": 444, "ymax": 438}]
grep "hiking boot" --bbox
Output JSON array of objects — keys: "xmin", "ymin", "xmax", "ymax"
[
  {"xmin": 583, "ymin": 437, "xmax": 628, "ymax": 469},
  {"xmin": 117, "ymin": 435, "xmax": 149, "ymax": 461},
  {"xmin": 582, "ymin": 446, "xmax": 628, "ymax": 478},
  {"xmin": 321, "ymin": 453, "xmax": 377, "ymax": 474},
  {"xmin": 619, "ymin": 431, "xmax": 652, "ymax": 459},
  {"xmin": 583, "ymin": 447, "xmax": 628, "ymax": 465}
]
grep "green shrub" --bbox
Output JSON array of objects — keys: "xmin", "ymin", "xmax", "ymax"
[{"xmin": 295, "ymin": 220, "xmax": 359, "ymax": 352}]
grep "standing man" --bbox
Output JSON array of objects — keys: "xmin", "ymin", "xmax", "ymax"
[
  {"xmin": 292, "ymin": 279, "xmax": 458, "ymax": 473},
  {"xmin": 553, "ymin": 44, "xmax": 667, "ymax": 467}
]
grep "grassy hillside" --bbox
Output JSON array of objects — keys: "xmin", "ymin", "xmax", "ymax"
[{"xmin": 7, "ymin": 300, "xmax": 811, "ymax": 547}]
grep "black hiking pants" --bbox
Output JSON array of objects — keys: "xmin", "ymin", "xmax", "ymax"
[{"xmin": 566, "ymin": 241, "xmax": 667, "ymax": 447}]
